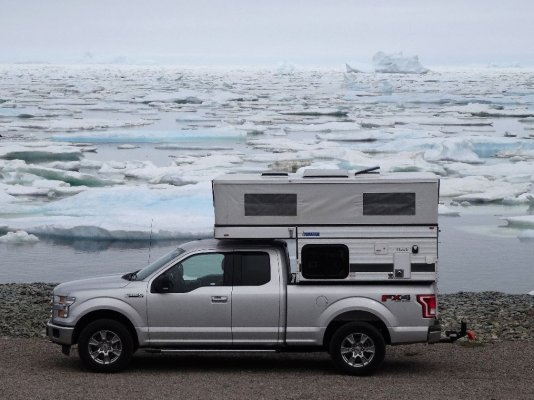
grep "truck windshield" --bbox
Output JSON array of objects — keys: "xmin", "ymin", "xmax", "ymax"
[{"xmin": 134, "ymin": 248, "xmax": 185, "ymax": 280}]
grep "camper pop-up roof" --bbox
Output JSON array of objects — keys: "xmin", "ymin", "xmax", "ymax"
[{"xmin": 213, "ymin": 169, "xmax": 439, "ymax": 235}]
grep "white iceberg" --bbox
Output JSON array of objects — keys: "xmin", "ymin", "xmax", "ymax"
[
  {"xmin": 0, "ymin": 230, "xmax": 39, "ymax": 243},
  {"xmin": 373, "ymin": 52, "xmax": 429, "ymax": 74}
]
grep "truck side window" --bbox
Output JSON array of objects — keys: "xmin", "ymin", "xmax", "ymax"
[
  {"xmin": 301, "ymin": 244, "xmax": 349, "ymax": 279},
  {"xmin": 157, "ymin": 253, "xmax": 230, "ymax": 293},
  {"xmin": 233, "ymin": 252, "xmax": 271, "ymax": 286}
]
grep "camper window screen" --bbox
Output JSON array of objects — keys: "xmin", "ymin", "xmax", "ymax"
[
  {"xmin": 301, "ymin": 244, "xmax": 349, "ymax": 279},
  {"xmin": 244, "ymin": 193, "xmax": 297, "ymax": 216},
  {"xmin": 363, "ymin": 193, "xmax": 416, "ymax": 215}
]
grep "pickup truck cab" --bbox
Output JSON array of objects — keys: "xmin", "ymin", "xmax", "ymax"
[{"xmin": 48, "ymin": 238, "xmax": 442, "ymax": 375}]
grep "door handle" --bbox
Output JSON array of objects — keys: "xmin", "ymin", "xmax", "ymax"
[{"xmin": 211, "ymin": 296, "xmax": 228, "ymax": 303}]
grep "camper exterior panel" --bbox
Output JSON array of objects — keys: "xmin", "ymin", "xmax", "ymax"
[{"xmin": 297, "ymin": 236, "xmax": 437, "ymax": 282}]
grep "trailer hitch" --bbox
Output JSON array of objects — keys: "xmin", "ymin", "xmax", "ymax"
[{"xmin": 439, "ymin": 320, "xmax": 468, "ymax": 343}]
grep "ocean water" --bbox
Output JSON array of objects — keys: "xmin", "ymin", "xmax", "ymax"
[
  {"xmin": 1, "ymin": 211, "xmax": 532, "ymax": 293},
  {"xmin": 0, "ymin": 64, "xmax": 533, "ymax": 292}
]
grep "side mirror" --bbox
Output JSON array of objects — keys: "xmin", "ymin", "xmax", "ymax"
[{"xmin": 153, "ymin": 275, "xmax": 173, "ymax": 293}]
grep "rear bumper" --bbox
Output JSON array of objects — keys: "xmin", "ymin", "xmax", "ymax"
[
  {"xmin": 427, "ymin": 321, "xmax": 442, "ymax": 344},
  {"xmin": 46, "ymin": 320, "xmax": 74, "ymax": 346},
  {"xmin": 388, "ymin": 319, "xmax": 442, "ymax": 344}
]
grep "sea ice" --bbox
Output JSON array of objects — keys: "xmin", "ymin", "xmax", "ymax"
[
  {"xmin": 373, "ymin": 52, "xmax": 429, "ymax": 74},
  {"xmin": 0, "ymin": 183, "xmax": 215, "ymax": 240},
  {"xmin": 2, "ymin": 64, "xmax": 534, "ymax": 241}
]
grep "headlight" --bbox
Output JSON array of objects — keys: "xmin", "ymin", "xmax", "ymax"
[{"xmin": 53, "ymin": 296, "xmax": 76, "ymax": 318}]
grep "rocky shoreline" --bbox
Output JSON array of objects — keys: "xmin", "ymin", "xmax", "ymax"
[{"xmin": 0, "ymin": 283, "xmax": 532, "ymax": 342}]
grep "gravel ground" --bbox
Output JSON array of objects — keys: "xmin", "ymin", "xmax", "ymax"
[
  {"xmin": 0, "ymin": 283, "xmax": 532, "ymax": 342},
  {"xmin": 0, "ymin": 338, "xmax": 533, "ymax": 399},
  {"xmin": 0, "ymin": 284, "xmax": 532, "ymax": 399}
]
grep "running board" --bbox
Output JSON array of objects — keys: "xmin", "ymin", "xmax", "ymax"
[{"xmin": 144, "ymin": 348, "xmax": 277, "ymax": 354}]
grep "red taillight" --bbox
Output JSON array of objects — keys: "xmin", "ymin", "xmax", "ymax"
[{"xmin": 417, "ymin": 294, "xmax": 436, "ymax": 318}]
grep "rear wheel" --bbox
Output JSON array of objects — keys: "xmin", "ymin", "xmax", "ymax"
[
  {"xmin": 78, "ymin": 319, "xmax": 133, "ymax": 373},
  {"xmin": 329, "ymin": 322, "xmax": 385, "ymax": 375}
]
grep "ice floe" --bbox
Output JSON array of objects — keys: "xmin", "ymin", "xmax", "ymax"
[
  {"xmin": 438, "ymin": 204, "xmax": 460, "ymax": 216},
  {"xmin": 52, "ymin": 127, "xmax": 246, "ymax": 143},
  {"xmin": 0, "ymin": 143, "xmax": 82, "ymax": 162},
  {"xmin": 502, "ymin": 215, "xmax": 534, "ymax": 229}
]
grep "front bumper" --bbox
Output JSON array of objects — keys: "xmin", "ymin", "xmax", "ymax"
[{"xmin": 46, "ymin": 320, "xmax": 74, "ymax": 346}]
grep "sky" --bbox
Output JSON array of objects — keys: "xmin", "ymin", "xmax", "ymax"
[{"xmin": 1, "ymin": 0, "xmax": 533, "ymax": 66}]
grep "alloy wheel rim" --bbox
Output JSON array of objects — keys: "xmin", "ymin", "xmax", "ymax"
[
  {"xmin": 340, "ymin": 332, "xmax": 375, "ymax": 367},
  {"xmin": 88, "ymin": 330, "xmax": 123, "ymax": 365}
]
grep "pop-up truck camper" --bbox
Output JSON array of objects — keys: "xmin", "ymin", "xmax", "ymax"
[
  {"xmin": 48, "ymin": 168, "xmax": 467, "ymax": 374},
  {"xmin": 213, "ymin": 168, "xmax": 439, "ymax": 283}
]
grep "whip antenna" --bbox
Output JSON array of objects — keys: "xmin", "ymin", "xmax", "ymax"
[{"xmin": 147, "ymin": 219, "xmax": 154, "ymax": 264}]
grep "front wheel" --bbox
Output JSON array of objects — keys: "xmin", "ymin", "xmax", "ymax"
[
  {"xmin": 329, "ymin": 322, "xmax": 385, "ymax": 375},
  {"xmin": 78, "ymin": 319, "xmax": 133, "ymax": 373}
]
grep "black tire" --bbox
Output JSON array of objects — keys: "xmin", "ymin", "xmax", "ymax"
[
  {"xmin": 329, "ymin": 322, "xmax": 385, "ymax": 375},
  {"xmin": 78, "ymin": 319, "xmax": 133, "ymax": 373}
]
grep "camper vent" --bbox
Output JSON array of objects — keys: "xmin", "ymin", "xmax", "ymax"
[
  {"xmin": 302, "ymin": 169, "xmax": 349, "ymax": 178},
  {"xmin": 261, "ymin": 171, "xmax": 289, "ymax": 177}
]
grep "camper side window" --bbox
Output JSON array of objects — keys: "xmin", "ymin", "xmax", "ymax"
[
  {"xmin": 363, "ymin": 192, "xmax": 416, "ymax": 215},
  {"xmin": 244, "ymin": 193, "xmax": 297, "ymax": 216},
  {"xmin": 301, "ymin": 244, "xmax": 349, "ymax": 279}
]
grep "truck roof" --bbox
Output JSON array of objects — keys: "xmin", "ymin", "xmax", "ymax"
[{"xmin": 179, "ymin": 238, "xmax": 287, "ymax": 252}]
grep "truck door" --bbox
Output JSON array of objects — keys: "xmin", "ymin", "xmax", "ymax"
[
  {"xmin": 146, "ymin": 251, "xmax": 232, "ymax": 345},
  {"xmin": 230, "ymin": 250, "xmax": 281, "ymax": 345}
]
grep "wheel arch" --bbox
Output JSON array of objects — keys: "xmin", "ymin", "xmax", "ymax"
[
  {"xmin": 323, "ymin": 310, "xmax": 391, "ymax": 347},
  {"xmin": 72, "ymin": 309, "xmax": 139, "ymax": 350}
]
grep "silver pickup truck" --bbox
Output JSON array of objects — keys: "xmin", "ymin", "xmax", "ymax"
[{"xmin": 47, "ymin": 238, "xmax": 445, "ymax": 375}]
